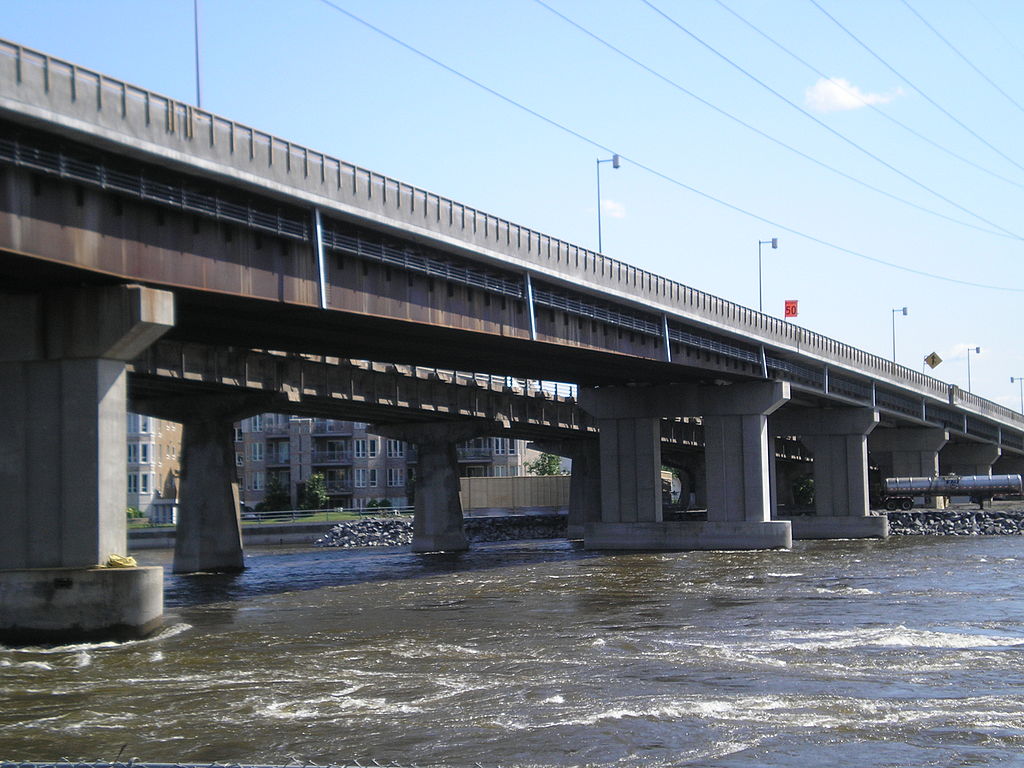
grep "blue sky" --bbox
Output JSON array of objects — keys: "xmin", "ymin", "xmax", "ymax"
[{"xmin": 4, "ymin": 0, "xmax": 1024, "ymax": 408}]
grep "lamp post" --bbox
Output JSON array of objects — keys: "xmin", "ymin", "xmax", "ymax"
[
  {"xmin": 891, "ymin": 307, "xmax": 907, "ymax": 361},
  {"xmin": 596, "ymin": 154, "xmax": 620, "ymax": 253},
  {"xmin": 1011, "ymin": 376, "xmax": 1024, "ymax": 413},
  {"xmin": 758, "ymin": 238, "xmax": 778, "ymax": 313},
  {"xmin": 966, "ymin": 346, "xmax": 981, "ymax": 391},
  {"xmin": 193, "ymin": 0, "xmax": 203, "ymax": 108}
]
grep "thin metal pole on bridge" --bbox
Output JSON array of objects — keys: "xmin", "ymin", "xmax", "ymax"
[{"xmin": 193, "ymin": 0, "xmax": 203, "ymax": 108}]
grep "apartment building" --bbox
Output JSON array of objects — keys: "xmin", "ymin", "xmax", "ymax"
[
  {"xmin": 128, "ymin": 412, "xmax": 539, "ymax": 514},
  {"xmin": 236, "ymin": 414, "xmax": 536, "ymax": 511},
  {"xmin": 126, "ymin": 413, "xmax": 182, "ymax": 523}
]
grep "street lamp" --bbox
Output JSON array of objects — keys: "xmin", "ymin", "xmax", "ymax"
[
  {"xmin": 1011, "ymin": 376, "xmax": 1024, "ymax": 413},
  {"xmin": 966, "ymin": 346, "xmax": 981, "ymax": 391},
  {"xmin": 891, "ymin": 307, "xmax": 907, "ymax": 361},
  {"xmin": 758, "ymin": 237, "xmax": 778, "ymax": 313},
  {"xmin": 193, "ymin": 0, "xmax": 203, "ymax": 108},
  {"xmin": 596, "ymin": 153, "xmax": 620, "ymax": 253}
]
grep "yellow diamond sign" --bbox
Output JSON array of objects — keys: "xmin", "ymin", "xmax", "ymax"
[{"xmin": 924, "ymin": 352, "xmax": 943, "ymax": 369}]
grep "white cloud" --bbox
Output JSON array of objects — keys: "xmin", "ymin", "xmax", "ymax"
[
  {"xmin": 804, "ymin": 77, "xmax": 903, "ymax": 112},
  {"xmin": 602, "ymin": 199, "xmax": 626, "ymax": 219}
]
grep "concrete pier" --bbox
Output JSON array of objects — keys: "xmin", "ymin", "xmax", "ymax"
[
  {"xmin": 376, "ymin": 422, "xmax": 486, "ymax": 552},
  {"xmin": 773, "ymin": 407, "xmax": 888, "ymax": 539},
  {"xmin": 940, "ymin": 443, "xmax": 1001, "ymax": 477},
  {"xmin": 579, "ymin": 381, "xmax": 792, "ymax": 550},
  {"xmin": 0, "ymin": 285, "xmax": 173, "ymax": 643},
  {"xmin": 870, "ymin": 427, "xmax": 949, "ymax": 509}
]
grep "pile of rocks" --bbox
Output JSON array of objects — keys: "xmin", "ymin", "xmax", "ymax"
[
  {"xmin": 314, "ymin": 513, "xmax": 567, "ymax": 548},
  {"xmin": 314, "ymin": 518, "xmax": 413, "ymax": 548},
  {"xmin": 887, "ymin": 508, "xmax": 1024, "ymax": 535}
]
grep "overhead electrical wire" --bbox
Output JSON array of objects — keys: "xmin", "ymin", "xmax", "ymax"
[
  {"xmin": 712, "ymin": 0, "xmax": 1024, "ymax": 192},
  {"xmin": 639, "ymin": 0, "xmax": 1024, "ymax": 241},
  {"xmin": 311, "ymin": 0, "xmax": 1024, "ymax": 293},
  {"xmin": 808, "ymin": 0, "xmax": 1024, "ymax": 176},
  {"xmin": 531, "ymin": 0, "xmax": 1020, "ymax": 240},
  {"xmin": 965, "ymin": 0, "xmax": 1024, "ymax": 68},
  {"xmin": 899, "ymin": 0, "xmax": 1024, "ymax": 119}
]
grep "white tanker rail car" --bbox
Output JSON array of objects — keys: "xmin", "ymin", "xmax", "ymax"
[{"xmin": 881, "ymin": 474, "xmax": 1023, "ymax": 510}]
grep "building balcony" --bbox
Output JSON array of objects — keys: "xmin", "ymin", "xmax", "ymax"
[
  {"xmin": 312, "ymin": 420, "xmax": 353, "ymax": 436},
  {"xmin": 311, "ymin": 449, "xmax": 353, "ymax": 465},
  {"xmin": 457, "ymin": 449, "xmax": 494, "ymax": 462}
]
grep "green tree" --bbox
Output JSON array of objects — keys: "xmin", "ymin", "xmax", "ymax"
[
  {"xmin": 300, "ymin": 472, "xmax": 329, "ymax": 510},
  {"xmin": 260, "ymin": 474, "xmax": 292, "ymax": 512},
  {"xmin": 524, "ymin": 452, "xmax": 566, "ymax": 476}
]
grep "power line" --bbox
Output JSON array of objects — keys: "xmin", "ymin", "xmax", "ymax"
[
  {"xmin": 965, "ymin": 0, "xmax": 1024, "ymax": 68},
  {"xmin": 310, "ymin": 0, "xmax": 1024, "ymax": 293},
  {"xmin": 532, "ymin": 0, "xmax": 1020, "ymax": 240},
  {"xmin": 712, "ymin": 0, "xmax": 1024, "ymax": 192},
  {"xmin": 808, "ymin": 0, "xmax": 1024, "ymax": 176},
  {"xmin": 639, "ymin": 0, "xmax": 1024, "ymax": 241},
  {"xmin": 900, "ymin": 0, "xmax": 1024, "ymax": 118}
]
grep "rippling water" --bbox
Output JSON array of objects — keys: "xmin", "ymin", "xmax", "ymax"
[{"xmin": 2, "ymin": 536, "xmax": 1024, "ymax": 767}]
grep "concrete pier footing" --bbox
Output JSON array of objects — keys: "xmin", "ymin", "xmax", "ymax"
[
  {"xmin": 0, "ymin": 566, "xmax": 164, "ymax": 645},
  {"xmin": 584, "ymin": 520, "xmax": 792, "ymax": 550},
  {"xmin": 788, "ymin": 515, "xmax": 889, "ymax": 540},
  {"xmin": 0, "ymin": 285, "xmax": 173, "ymax": 643}
]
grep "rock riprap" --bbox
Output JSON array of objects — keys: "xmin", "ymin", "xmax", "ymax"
[{"xmin": 314, "ymin": 513, "xmax": 568, "ymax": 548}]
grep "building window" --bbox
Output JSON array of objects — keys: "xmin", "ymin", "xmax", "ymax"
[
  {"xmin": 355, "ymin": 439, "xmax": 367, "ymax": 459},
  {"xmin": 387, "ymin": 467, "xmax": 405, "ymax": 487},
  {"xmin": 139, "ymin": 443, "xmax": 151, "ymax": 464},
  {"xmin": 139, "ymin": 417, "xmax": 151, "ymax": 434},
  {"xmin": 386, "ymin": 439, "xmax": 405, "ymax": 458},
  {"xmin": 250, "ymin": 443, "xmax": 264, "ymax": 462},
  {"xmin": 140, "ymin": 473, "xmax": 151, "ymax": 494},
  {"xmin": 127, "ymin": 444, "xmax": 138, "ymax": 464},
  {"xmin": 236, "ymin": 453, "xmax": 244, "ymax": 467},
  {"xmin": 368, "ymin": 439, "xmax": 378, "ymax": 458},
  {"xmin": 234, "ymin": 426, "xmax": 243, "ymax": 443},
  {"xmin": 493, "ymin": 465, "xmax": 508, "ymax": 477},
  {"xmin": 253, "ymin": 471, "xmax": 264, "ymax": 491},
  {"xmin": 508, "ymin": 440, "xmax": 518, "ymax": 455},
  {"xmin": 250, "ymin": 415, "xmax": 263, "ymax": 433},
  {"xmin": 127, "ymin": 473, "xmax": 138, "ymax": 494},
  {"xmin": 493, "ymin": 438, "xmax": 507, "ymax": 455},
  {"xmin": 355, "ymin": 469, "xmax": 367, "ymax": 488},
  {"xmin": 368, "ymin": 469, "xmax": 378, "ymax": 487}
]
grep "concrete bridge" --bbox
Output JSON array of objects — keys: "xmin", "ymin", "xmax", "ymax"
[{"xmin": 2, "ymin": 39, "xmax": 1023, "ymax": 642}]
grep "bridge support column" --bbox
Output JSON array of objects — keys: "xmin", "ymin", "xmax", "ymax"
[
  {"xmin": 578, "ymin": 381, "xmax": 791, "ymax": 550},
  {"xmin": 993, "ymin": 455, "xmax": 1024, "ymax": 476},
  {"xmin": 700, "ymin": 383, "xmax": 792, "ymax": 548},
  {"xmin": 131, "ymin": 394, "xmax": 279, "ymax": 574},
  {"xmin": 773, "ymin": 408, "xmax": 887, "ymax": 539},
  {"xmin": 376, "ymin": 422, "xmax": 484, "ymax": 553},
  {"xmin": 0, "ymin": 285, "xmax": 173, "ymax": 644},
  {"xmin": 870, "ymin": 427, "xmax": 949, "ymax": 508},
  {"xmin": 940, "ymin": 443, "xmax": 1001, "ymax": 476},
  {"xmin": 175, "ymin": 414, "xmax": 245, "ymax": 574},
  {"xmin": 531, "ymin": 438, "xmax": 600, "ymax": 540}
]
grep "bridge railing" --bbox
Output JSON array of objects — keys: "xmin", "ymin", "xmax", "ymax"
[{"xmin": 1, "ymin": 38, "xmax": 1019, "ymax": 434}]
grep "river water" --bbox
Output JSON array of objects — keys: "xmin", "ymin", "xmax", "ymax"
[{"xmin": 2, "ymin": 535, "xmax": 1024, "ymax": 767}]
